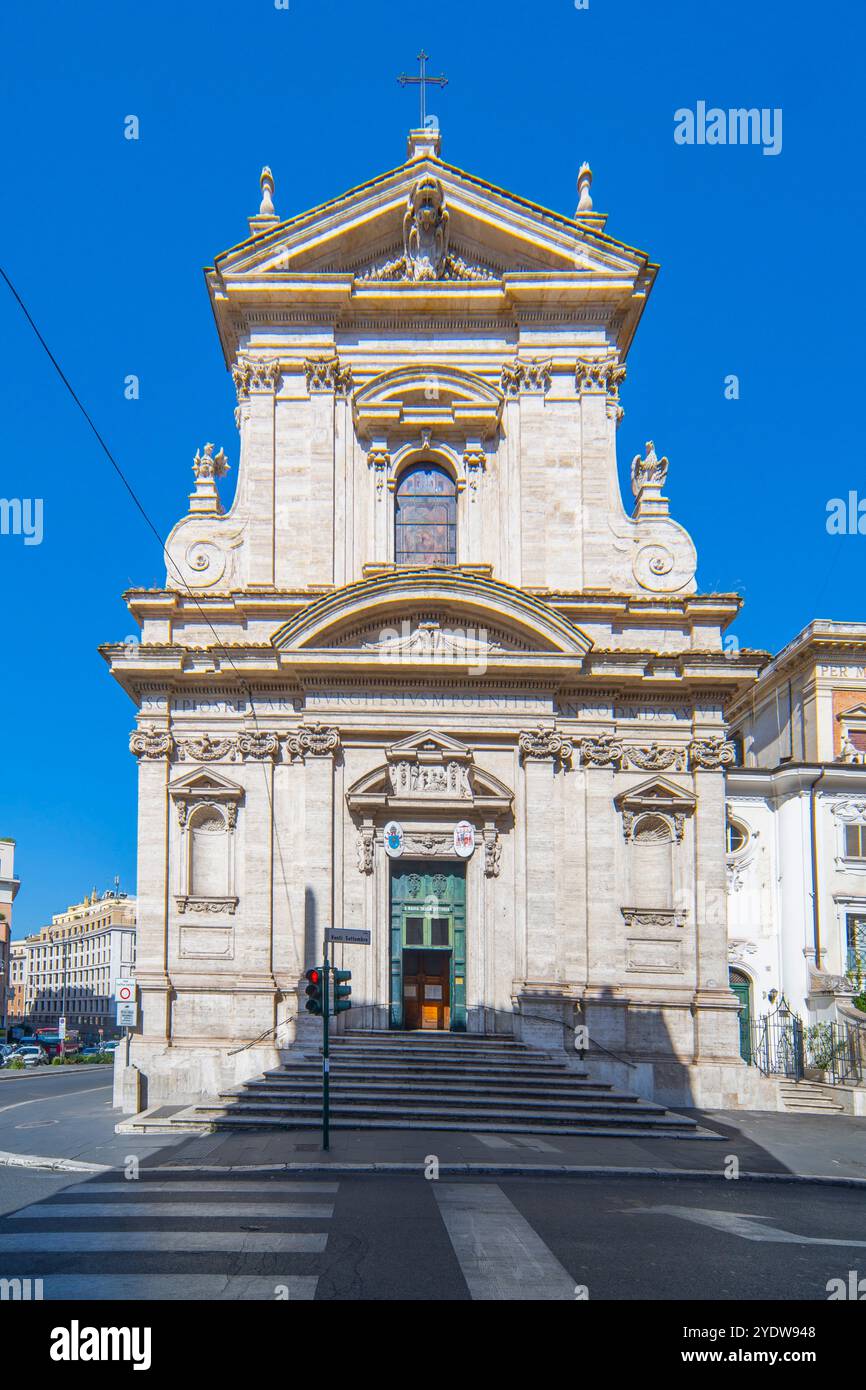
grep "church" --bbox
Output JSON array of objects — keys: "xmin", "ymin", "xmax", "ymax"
[{"xmin": 106, "ymin": 122, "xmax": 773, "ymax": 1112}]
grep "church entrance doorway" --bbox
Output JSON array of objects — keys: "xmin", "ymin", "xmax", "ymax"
[{"xmin": 390, "ymin": 862, "xmax": 466, "ymax": 1030}]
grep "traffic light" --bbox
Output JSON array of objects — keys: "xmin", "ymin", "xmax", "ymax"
[
  {"xmin": 305, "ymin": 967, "xmax": 325, "ymax": 1016},
  {"xmin": 332, "ymin": 968, "xmax": 352, "ymax": 1014}
]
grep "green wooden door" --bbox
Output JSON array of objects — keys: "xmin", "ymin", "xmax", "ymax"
[
  {"xmin": 390, "ymin": 862, "xmax": 466, "ymax": 1031},
  {"xmin": 729, "ymin": 970, "xmax": 752, "ymax": 1063}
]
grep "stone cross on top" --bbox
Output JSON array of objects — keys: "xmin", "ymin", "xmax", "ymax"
[{"xmin": 398, "ymin": 50, "xmax": 448, "ymax": 130}]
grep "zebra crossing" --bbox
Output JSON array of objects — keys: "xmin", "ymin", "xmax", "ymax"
[
  {"xmin": 0, "ymin": 1176, "xmax": 340, "ymax": 1300},
  {"xmin": 0, "ymin": 1173, "xmax": 582, "ymax": 1300}
]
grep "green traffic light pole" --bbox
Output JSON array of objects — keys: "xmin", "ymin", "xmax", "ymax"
[{"xmin": 322, "ymin": 945, "xmax": 330, "ymax": 1152}]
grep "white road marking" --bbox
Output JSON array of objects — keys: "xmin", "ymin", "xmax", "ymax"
[
  {"xmin": 473, "ymin": 1134, "xmax": 559, "ymax": 1154},
  {"xmin": 629, "ymin": 1205, "xmax": 866, "ymax": 1247},
  {"xmin": 434, "ymin": 1183, "xmax": 576, "ymax": 1300},
  {"xmin": 0, "ymin": 1231, "xmax": 327, "ymax": 1253},
  {"xmin": 13, "ymin": 1202, "xmax": 334, "ymax": 1220},
  {"xmin": 58, "ymin": 1180, "xmax": 339, "ymax": 1195},
  {"xmin": 39, "ymin": 1274, "xmax": 319, "ymax": 1301},
  {"xmin": 0, "ymin": 1084, "xmax": 108, "ymax": 1118}
]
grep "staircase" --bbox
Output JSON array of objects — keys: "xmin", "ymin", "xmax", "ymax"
[
  {"xmin": 778, "ymin": 1080, "xmax": 846, "ymax": 1114},
  {"xmin": 175, "ymin": 1031, "xmax": 708, "ymax": 1138}
]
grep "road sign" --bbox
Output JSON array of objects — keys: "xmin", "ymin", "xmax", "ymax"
[
  {"xmin": 324, "ymin": 928, "xmax": 371, "ymax": 945},
  {"xmin": 116, "ymin": 1001, "xmax": 137, "ymax": 1026},
  {"xmin": 115, "ymin": 980, "xmax": 136, "ymax": 1003},
  {"xmin": 58, "ymin": 1017, "xmax": 67, "ymax": 1039}
]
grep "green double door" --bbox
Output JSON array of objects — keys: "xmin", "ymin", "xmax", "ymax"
[
  {"xmin": 390, "ymin": 862, "xmax": 466, "ymax": 1031},
  {"xmin": 729, "ymin": 970, "xmax": 752, "ymax": 1063}
]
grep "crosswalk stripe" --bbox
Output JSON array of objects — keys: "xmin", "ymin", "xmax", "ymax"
[
  {"xmin": 37, "ymin": 1275, "xmax": 319, "ymax": 1301},
  {"xmin": 0, "ymin": 1231, "xmax": 327, "ymax": 1253},
  {"xmin": 57, "ymin": 1181, "xmax": 339, "ymax": 1196},
  {"xmin": 473, "ymin": 1134, "xmax": 560, "ymax": 1153},
  {"xmin": 434, "ymin": 1183, "xmax": 577, "ymax": 1300},
  {"xmin": 12, "ymin": 1202, "xmax": 335, "ymax": 1220}
]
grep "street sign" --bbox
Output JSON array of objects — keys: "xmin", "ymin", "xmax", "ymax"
[
  {"xmin": 115, "ymin": 980, "xmax": 136, "ymax": 1003},
  {"xmin": 58, "ymin": 1017, "xmax": 67, "ymax": 1039},
  {"xmin": 324, "ymin": 928, "xmax": 371, "ymax": 946},
  {"xmin": 116, "ymin": 1001, "xmax": 137, "ymax": 1026}
]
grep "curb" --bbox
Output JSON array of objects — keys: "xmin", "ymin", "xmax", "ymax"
[
  {"xmin": 1, "ymin": 1148, "xmax": 865, "ymax": 1187},
  {"xmin": 0, "ymin": 1150, "xmax": 112, "ymax": 1174}
]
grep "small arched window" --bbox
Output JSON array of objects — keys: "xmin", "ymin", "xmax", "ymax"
[{"xmin": 395, "ymin": 463, "xmax": 457, "ymax": 566}]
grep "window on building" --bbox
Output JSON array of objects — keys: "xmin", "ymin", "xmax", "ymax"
[
  {"xmin": 844, "ymin": 823, "xmax": 866, "ymax": 860},
  {"xmin": 847, "ymin": 914, "xmax": 866, "ymax": 973},
  {"xmin": 394, "ymin": 464, "xmax": 457, "ymax": 566},
  {"xmin": 726, "ymin": 819, "xmax": 749, "ymax": 855}
]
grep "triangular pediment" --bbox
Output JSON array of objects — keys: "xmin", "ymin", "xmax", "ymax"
[
  {"xmin": 167, "ymin": 768, "xmax": 244, "ymax": 798},
  {"xmin": 614, "ymin": 775, "xmax": 697, "ymax": 814},
  {"xmin": 213, "ymin": 157, "xmax": 649, "ymax": 283},
  {"xmin": 388, "ymin": 729, "xmax": 471, "ymax": 759}
]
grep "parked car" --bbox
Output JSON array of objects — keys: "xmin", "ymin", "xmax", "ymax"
[
  {"xmin": 11, "ymin": 1044, "xmax": 48, "ymax": 1067},
  {"xmin": 100, "ymin": 1040, "xmax": 120, "ymax": 1053},
  {"xmin": 80, "ymin": 1045, "xmax": 103, "ymax": 1058}
]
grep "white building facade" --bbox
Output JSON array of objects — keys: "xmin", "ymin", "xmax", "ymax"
[
  {"xmin": 727, "ymin": 622, "xmax": 866, "ymax": 1044},
  {"xmin": 106, "ymin": 130, "xmax": 774, "ymax": 1111}
]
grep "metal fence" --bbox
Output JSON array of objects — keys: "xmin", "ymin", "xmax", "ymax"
[{"xmin": 749, "ymin": 999, "xmax": 865, "ymax": 1086}]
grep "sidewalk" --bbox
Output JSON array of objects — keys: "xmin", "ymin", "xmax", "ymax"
[{"xmin": 0, "ymin": 1077, "xmax": 865, "ymax": 1185}]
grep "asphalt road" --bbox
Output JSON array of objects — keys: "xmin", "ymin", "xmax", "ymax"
[{"xmin": 0, "ymin": 1169, "xmax": 862, "ymax": 1302}]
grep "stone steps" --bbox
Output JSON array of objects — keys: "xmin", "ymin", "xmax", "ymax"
[
  {"xmin": 778, "ymin": 1081, "xmax": 846, "ymax": 1114},
  {"xmin": 194, "ymin": 1098, "xmax": 695, "ymax": 1133},
  {"xmin": 169, "ymin": 1030, "xmax": 705, "ymax": 1139}
]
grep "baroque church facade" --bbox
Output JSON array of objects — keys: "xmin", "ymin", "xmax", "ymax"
[{"xmin": 107, "ymin": 127, "xmax": 772, "ymax": 1110}]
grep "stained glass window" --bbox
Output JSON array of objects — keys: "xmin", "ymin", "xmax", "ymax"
[{"xmin": 395, "ymin": 464, "xmax": 457, "ymax": 566}]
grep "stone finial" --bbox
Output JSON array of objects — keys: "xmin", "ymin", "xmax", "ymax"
[
  {"xmin": 630, "ymin": 440, "xmax": 670, "ymax": 520},
  {"xmin": 190, "ymin": 443, "xmax": 230, "ymax": 515},
  {"xmin": 259, "ymin": 166, "xmax": 276, "ymax": 217},
  {"xmin": 248, "ymin": 166, "xmax": 279, "ymax": 235},
  {"xmin": 576, "ymin": 162, "xmax": 593, "ymax": 215}
]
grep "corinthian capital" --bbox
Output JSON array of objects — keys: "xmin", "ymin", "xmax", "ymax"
[
  {"xmin": 500, "ymin": 357, "xmax": 552, "ymax": 396},
  {"xmin": 304, "ymin": 355, "xmax": 353, "ymax": 395},
  {"xmin": 232, "ymin": 357, "xmax": 283, "ymax": 399}
]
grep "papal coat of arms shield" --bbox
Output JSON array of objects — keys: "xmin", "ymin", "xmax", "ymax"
[
  {"xmin": 453, "ymin": 820, "xmax": 475, "ymax": 858},
  {"xmin": 384, "ymin": 821, "xmax": 404, "ymax": 857}
]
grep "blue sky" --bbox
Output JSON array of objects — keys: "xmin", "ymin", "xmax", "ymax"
[{"xmin": 1, "ymin": 0, "xmax": 863, "ymax": 934}]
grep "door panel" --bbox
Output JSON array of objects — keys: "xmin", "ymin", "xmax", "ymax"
[{"xmin": 390, "ymin": 863, "xmax": 466, "ymax": 1030}]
